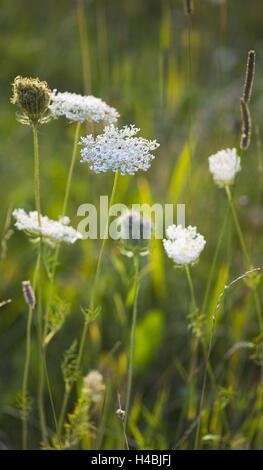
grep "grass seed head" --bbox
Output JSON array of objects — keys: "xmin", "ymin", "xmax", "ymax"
[
  {"xmin": 22, "ymin": 280, "xmax": 35, "ymax": 309},
  {"xmin": 243, "ymin": 50, "xmax": 255, "ymax": 104}
]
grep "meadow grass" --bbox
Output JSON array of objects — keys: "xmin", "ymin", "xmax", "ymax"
[{"xmin": 0, "ymin": 0, "xmax": 263, "ymax": 450}]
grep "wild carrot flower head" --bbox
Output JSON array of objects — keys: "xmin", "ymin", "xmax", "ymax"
[
  {"xmin": 13, "ymin": 209, "xmax": 83, "ymax": 245},
  {"xmin": 79, "ymin": 124, "xmax": 159, "ymax": 175},
  {"xmin": 49, "ymin": 90, "xmax": 119, "ymax": 123},
  {"xmin": 163, "ymin": 225, "xmax": 206, "ymax": 265},
  {"xmin": 11, "ymin": 76, "xmax": 51, "ymax": 124},
  {"xmin": 208, "ymin": 148, "xmax": 241, "ymax": 187},
  {"xmin": 82, "ymin": 371, "xmax": 105, "ymax": 404},
  {"xmin": 116, "ymin": 209, "xmax": 153, "ymax": 257}
]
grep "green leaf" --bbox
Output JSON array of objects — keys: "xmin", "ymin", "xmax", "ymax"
[{"xmin": 167, "ymin": 138, "xmax": 196, "ymax": 202}]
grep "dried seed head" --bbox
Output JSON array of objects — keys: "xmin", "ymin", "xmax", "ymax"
[
  {"xmin": 243, "ymin": 50, "xmax": 255, "ymax": 104},
  {"xmin": 184, "ymin": 0, "xmax": 193, "ymax": 15},
  {"xmin": 240, "ymin": 97, "xmax": 251, "ymax": 150},
  {"xmin": 11, "ymin": 76, "xmax": 51, "ymax": 123},
  {"xmin": 22, "ymin": 280, "xmax": 35, "ymax": 309}
]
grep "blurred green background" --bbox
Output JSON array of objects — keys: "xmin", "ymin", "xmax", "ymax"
[{"xmin": 1, "ymin": 0, "xmax": 263, "ymax": 449}]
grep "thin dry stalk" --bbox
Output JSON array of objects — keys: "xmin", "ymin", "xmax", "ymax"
[{"xmin": 240, "ymin": 97, "xmax": 251, "ymax": 150}]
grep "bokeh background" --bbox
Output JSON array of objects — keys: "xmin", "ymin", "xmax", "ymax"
[{"xmin": 1, "ymin": 0, "xmax": 263, "ymax": 449}]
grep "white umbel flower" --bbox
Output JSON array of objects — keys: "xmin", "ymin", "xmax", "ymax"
[
  {"xmin": 13, "ymin": 209, "xmax": 83, "ymax": 244},
  {"xmin": 163, "ymin": 225, "xmax": 206, "ymax": 265},
  {"xmin": 49, "ymin": 90, "xmax": 119, "ymax": 123},
  {"xmin": 208, "ymin": 148, "xmax": 241, "ymax": 187},
  {"xmin": 79, "ymin": 124, "xmax": 160, "ymax": 175}
]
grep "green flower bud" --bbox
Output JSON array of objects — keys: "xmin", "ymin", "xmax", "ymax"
[
  {"xmin": 11, "ymin": 76, "xmax": 51, "ymax": 124},
  {"xmin": 116, "ymin": 210, "xmax": 152, "ymax": 257}
]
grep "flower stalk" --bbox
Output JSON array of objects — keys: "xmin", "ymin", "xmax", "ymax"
[
  {"xmin": 122, "ymin": 255, "xmax": 140, "ymax": 448},
  {"xmin": 21, "ymin": 257, "xmax": 39, "ymax": 449},
  {"xmin": 56, "ymin": 170, "xmax": 120, "ymax": 441}
]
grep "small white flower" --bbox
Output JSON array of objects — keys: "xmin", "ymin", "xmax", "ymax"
[
  {"xmin": 49, "ymin": 90, "xmax": 119, "ymax": 123},
  {"xmin": 79, "ymin": 124, "xmax": 160, "ymax": 175},
  {"xmin": 13, "ymin": 208, "xmax": 83, "ymax": 244},
  {"xmin": 208, "ymin": 148, "xmax": 241, "ymax": 187},
  {"xmin": 82, "ymin": 370, "xmax": 105, "ymax": 404},
  {"xmin": 163, "ymin": 225, "xmax": 206, "ymax": 265}
]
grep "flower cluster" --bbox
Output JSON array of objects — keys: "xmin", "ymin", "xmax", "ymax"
[
  {"xmin": 163, "ymin": 225, "xmax": 206, "ymax": 265},
  {"xmin": 116, "ymin": 209, "xmax": 152, "ymax": 257},
  {"xmin": 208, "ymin": 148, "xmax": 241, "ymax": 187},
  {"xmin": 13, "ymin": 209, "xmax": 83, "ymax": 244},
  {"xmin": 82, "ymin": 371, "xmax": 105, "ymax": 404},
  {"xmin": 49, "ymin": 90, "xmax": 119, "ymax": 124},
  {"xmin": 79, "ymin": 124, "xmax": 160, "ymax": 175}
]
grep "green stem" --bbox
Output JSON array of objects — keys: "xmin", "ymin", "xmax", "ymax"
[
  {"xmin": 39, "ymin": 122, "xmax": 81, "ymax": 435},
  {"xmin": 57, "ymin": 391, "xmax": 69, "ymax": 443},
  {"xmin": 195, "ymin": 187, "xmax": 255, "ymax": 449},
  {"xmin": 225, "ymin": 185, "xmax": 250, "ymax": 265},
  {"xmin": 185, "ymin": 264, "xmax": 216, "ymax": 445},
  {"xmin": 226, "ymin": 185, "xmax": 263, "ymax": 329},
  {"xmin": 22, "ymin": 310, "xmax": 33, "ymax": 450},
  {"xmin": 77, "ymin": 0, "xmax": 91, "ymax": 94},
  {"xmin": 185, "ymin": 264, "xmax": 197, "ymax": 311},
  {"xmin": 21, "ymin": 253, "xmax": 40, "ymax": 450},
  {"xmin": 186, "ymin": 14, "xmax": 193, "ymax": 221},
  {"xmin": 201, "ymin": 209, "xmax": 229, "ymax": 315},
  {"xmin": 56, "ymin": 170, "xmax": 120, "ymax": 441},
  {"xmin": 44, "ymin": 121, "xmax": 81, "ymax": 336},
  {"xmin": 33, "ymin": 124, "xmax": 41, "ymax": 224},
  {"xmin": 43, "ymin": 354, "xmax": 58, "ymax": 433},
  {"xmin": 32, "ymin": 123, "xmax": 47, "ymax": 444},
  {"xmin": 62, "ymin": 121, "xmax": 81, "ymax": 219},
  {"xmin": 122, "ymin": 255, "xmax": 140, "ymax": 448},
  {"xmin": 78, "ymin": 170, "xmax": 119, "ymax": 362}
]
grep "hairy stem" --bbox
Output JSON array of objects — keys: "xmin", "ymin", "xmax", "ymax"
[
  {"xmin": 122, "ymin": 255, "xmax": 140, "ymax": 448},
  {"xmin": 21, "ymin": 253, "xmax": 40, "ymax": 449},
  {"xmin": 32, "ymin": 123, "xmax": 47, "ymax": 444},
  {"xmin": 39, "ymin": 122, "xmax": 82, "ymax": 435}
]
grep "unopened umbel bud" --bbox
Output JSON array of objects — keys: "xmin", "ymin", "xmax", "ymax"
[
  {"xmin": 11, "ymin": 76, "xmax": 51, "ymax": 123},
  {"xmin": 116, "ymin": 210, "xmax": 152, "ymax": 257}
]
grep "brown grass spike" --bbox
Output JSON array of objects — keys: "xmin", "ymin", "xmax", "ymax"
[
  {"xmin": 243, "ymin": 50, "xmax": 255, "ymax": 104},
  {"xmin": 184, "ymin": 0, "xmax": 193, "ymax": 15}
]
